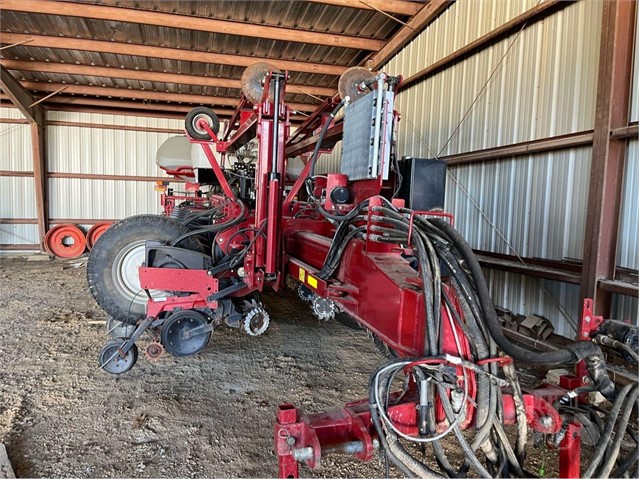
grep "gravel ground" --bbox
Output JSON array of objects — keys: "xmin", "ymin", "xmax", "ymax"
[{"xmin": 0, "ymin": 254, "xmax": 561, "ymax": 478}]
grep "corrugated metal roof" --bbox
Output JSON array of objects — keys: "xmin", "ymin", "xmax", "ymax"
[{"xmin": 0, "ymin": 1, "xmax": 413, "ymax": 111}]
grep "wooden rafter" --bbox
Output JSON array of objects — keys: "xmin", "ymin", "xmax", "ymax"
[
  {"xmin": 0, "ymin": 95, "xmax": 309, "ymax": 123},
  {"xmin": 0, "ymin": 64, "xmax": 43, "ymax": 124},
  {"xmin": 20, "ymin": 81, "xmax": 320, "ymax": 112},
  {"xmin": 40, "ymin": 96, "xmax": 230, "ymax": 115},
  {"xmin": 0, "ymin": 59, "xmax": 337, "ymax": 98},
  {"xmin": 307, "ymin": 0, "xmax": 422, "ymax": 16},
  {"xmin": 0, "ymin": 0, "xmax": 385, "ymax": 51},
  {"xmin": 367, "ymin": 0, "xmax": 452, "ymax": 70},
  {"xmin": 0, "ymin": 33, "xmax": 348, "ymax": 77}
]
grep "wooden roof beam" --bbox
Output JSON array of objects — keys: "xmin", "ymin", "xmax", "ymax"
[
  {"xmin": 20, "ymin": 81, "xmax": 320, "ymax": 112},
  {"xmin": 0, "ymin": 0, "xmax": 385, "ymax": 51},
  {"xmin": 0, "ymin": 64, "xmax": 43, "ymax": 124},
  {"xmin": 42, "ymin": 96, "xmax": 234, "ymax": 116},
  {"xmin": 0, "ymin": 59, "xmax": 337, "ymax": 98},
  {"xmin": 0, "ymin": 33, "xmax": 348, "ymax": 77},
  {"xmin": 307, "ymin": 0, "xmax": 422, "ymax": 16},
  {"xmin": 0, "ymin": 94, "xmax": 309, "ymax": 122},
  {"xmin": 367, "ymin": 0, "xmax": 453, "ymax": 70}
]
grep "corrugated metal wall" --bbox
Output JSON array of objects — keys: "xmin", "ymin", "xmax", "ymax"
[
  {"xmin": 47, "ymin": 111, "xmax": 181, "ymax": 220},
  {"xmin": 1, "ymin": 108, "xmax": 183, "ymax": 248},
  {"xmin": 387, "ymin": 0, "xmax": 601, "ymax": 154},
  {"xmin": 384, "ymin": 0, "xmax": 605, "ymax": 336},
  {"xmin": 615, "ymin": 2, "xmax": 639, "ymax": 323},
  {"xmin": 315, "ymin": 140, "xmax": 343, "ymax": 175},
  {"xmin": 631, "ymin": 3, "xmax": 639, "ymax": 124},
  {"xmin": 0, "ymin": 107, "xmax": 39, "ymax": 245},
  {"xmin": 445, "ymin": 147, "xmax": 592, "ymax": 262}
]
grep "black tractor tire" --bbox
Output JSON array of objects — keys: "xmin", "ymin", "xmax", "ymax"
[
  {"xmin": 185, "ymin": 107, "xmax": 220, "ymax": 141},
  {"xmin": 87, "ymin": 215, "xmax": 204, "ymax": 325}
]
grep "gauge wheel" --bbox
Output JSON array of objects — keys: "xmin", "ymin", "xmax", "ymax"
[{"xmin": 161, "ymin": 310, "xmax": 211, "ymax": 357}]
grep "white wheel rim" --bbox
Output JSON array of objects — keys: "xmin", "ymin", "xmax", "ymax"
[
  {"xmin": 111, "ymin": 240, "xmax": 166, "ymax": 308},
  {"xmin": 192, "ymin": 113, "xmax": 213, "ymax": 135}
]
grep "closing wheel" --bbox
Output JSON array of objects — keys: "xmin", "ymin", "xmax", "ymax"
[
  {"xmin": 161, "ymin": 310, "xmax": 211, "ymax": 357},
  {"xmin": 338, "ymin": 66, "xmax": 376, "ymax": 103},
  {"xmin": 312, "ymin": 296, "xmax": 336, "ymax": 321},
  {"xmin": 87, "ymin": 215, "xmax": 204, "ymax": 325},
  {"xmin": 243, "ymin": 307, "xmax": 270, "ymax": 336},
  {"xmin": 241, "ymin": 62, "xmax": 281, "ymax": 104},
  {"xmin": 99, "ymin": 339, "xmax": 138, "ymax": 374},
  {"xmin": 298, "ymin": 284, "xmax": 315, "ymax": 302},
  {"xmin": 185, "ymin": 107, "xmax": 220, "ymax": 141}
]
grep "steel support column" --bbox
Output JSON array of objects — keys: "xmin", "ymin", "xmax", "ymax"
[
  {"xmin": 580, "ymin": 0, "xmax": 636, "ymax": 317},
  {"xmin": 30, "ymin": 123, "xmax": 48, "ymax": 247}
]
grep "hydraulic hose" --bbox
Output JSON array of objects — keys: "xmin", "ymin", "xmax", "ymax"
[
  {"xmin": 596, "ymin": 384, "xmax": 639, "ymax": 478},
  {"xmin": 340, "ymin": 205, "xmax": 627, "ymax": 477},
  {"xmin": 594, "ymin": 334, "xmax": 639, "ymax": 363},
  {"xmin": 171, "ymin": 200, "xmax": 247, "ymax": 247},
  {"xmin": 613, "ymin": 445, "xmax": 639, "ymax": 478},
  {"xmin": 582, "ymin": 382, "xmax": 635, "ymax": 478},
  {"xmin": 368, "ymin": 364, "xmax": 428, "ymax": 478},
  {"xmin": 430, "ymin": 218, "xmax": 583, "ymax": 365},
  {"xmin": 307, "ymin": 99, "xmax": 347, "ymax": 185}
]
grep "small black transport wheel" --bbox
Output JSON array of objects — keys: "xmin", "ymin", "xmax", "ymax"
[
  {"xmin": 161, "ymin": 310, "xmax": 211, "ymax": 357},
  {"xmin": 185, "ymin": 107, "xmax": 220, "ymax": 140},
  {"xmin": 99, "ymin": 339, "xmax": 138, "ymax": 374}
]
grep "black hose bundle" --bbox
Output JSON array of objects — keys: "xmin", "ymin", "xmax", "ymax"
[
  {"xmin": 170, "ymin": 199, "xmax": 247, "ymax": 247},
  {"xmin": 317, "ymin": 201, "xmax": 630, "ymax": 477}
]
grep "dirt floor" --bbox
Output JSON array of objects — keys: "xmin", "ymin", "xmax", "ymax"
[{"xmin": 0, "ymin": 254, "xmax": 561, "ymax": 478}]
